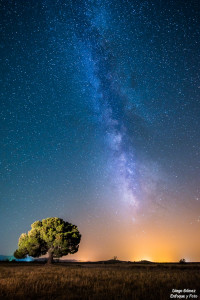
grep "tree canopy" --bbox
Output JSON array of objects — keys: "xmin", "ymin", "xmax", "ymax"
[{"xmin": 14, "ymin": 217, "xmax": 81, "ymax": 263}]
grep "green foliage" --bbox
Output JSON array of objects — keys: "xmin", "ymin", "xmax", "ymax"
[{"xmin": 14, "ymin": 217, "xmax": 81, "ymax": 262}]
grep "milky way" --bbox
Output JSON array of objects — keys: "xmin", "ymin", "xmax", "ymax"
[
  {"xmin": 60, "ymin": 0, "xmax": 168, "ymax": 212},
  {"xmin": 70, "ymin": 1, "xmax": 142, "ymax": 209}
]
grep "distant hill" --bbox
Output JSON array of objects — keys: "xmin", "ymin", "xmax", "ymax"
[
  {"xmin": 138, "ymin": 260, "xmax": 154, "ymax": 264},
  {"xmin": 0, "ymin": 255, "xmax": 34, "ymax": 262}
]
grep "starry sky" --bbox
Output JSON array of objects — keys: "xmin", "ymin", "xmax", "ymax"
[{"xmin": 1, "ymin": 0, "xmax": 200, "ymax": 262}]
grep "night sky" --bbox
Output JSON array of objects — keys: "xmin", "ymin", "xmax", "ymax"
[{"xmin": 1, "ymin": 0, "xmax": 200, "ymax": 262}]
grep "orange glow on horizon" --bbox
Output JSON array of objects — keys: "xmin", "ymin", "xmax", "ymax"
[{"xmin": 66, "ymin": 204, "xmax": 200, "ymax": 263}]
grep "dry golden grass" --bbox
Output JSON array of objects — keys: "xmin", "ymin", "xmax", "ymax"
[{"xmin": 0, "ymin": 262, "xmax": 200, "ymax": 299}]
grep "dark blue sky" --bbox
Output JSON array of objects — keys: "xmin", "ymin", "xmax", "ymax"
[{"xmin": 1, "ymin": 0, "xmax": 200, "ymax": 261}]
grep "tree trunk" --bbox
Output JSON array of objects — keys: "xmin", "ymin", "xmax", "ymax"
[{"xmin": 47, "ymin": 250, "xmax": 53, "ymax": 264}]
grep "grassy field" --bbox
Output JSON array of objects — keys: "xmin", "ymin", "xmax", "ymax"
[{"xmin": 0, "ymin": 262, "xmax": 200, "ymax": 299}]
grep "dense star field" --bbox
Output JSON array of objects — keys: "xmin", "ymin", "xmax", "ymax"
[{"xmin": 1, "ymin": 0, "xmax": 200, "ymax": 261}]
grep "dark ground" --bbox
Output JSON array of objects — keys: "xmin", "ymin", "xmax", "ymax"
[{"xmin": 0, "ymin": 261, "xmax": 200, "ymax": 299}]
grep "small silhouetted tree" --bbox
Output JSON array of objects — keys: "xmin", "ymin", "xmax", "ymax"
[
  {"xmin": 14, "ymin": 217, "xmax": 81, "ymax": 264},
  {"xmin": 179, "ymin": 258, "xmax": 186, "ymax": 264}
]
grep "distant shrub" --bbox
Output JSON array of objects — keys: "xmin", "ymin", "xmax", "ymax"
[{"xmin": 179, "ymin": 259, "xmax": 186, "ymax": 264}]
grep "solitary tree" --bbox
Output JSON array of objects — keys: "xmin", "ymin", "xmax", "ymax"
[{"xmin": 14, "ymin": 217, "xmax": 81, "ymax": 264}]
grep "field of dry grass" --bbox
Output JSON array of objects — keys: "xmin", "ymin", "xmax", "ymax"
[{"xmin": 0, "ymin": 262, "xmax": 200, "ymax": 299}]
